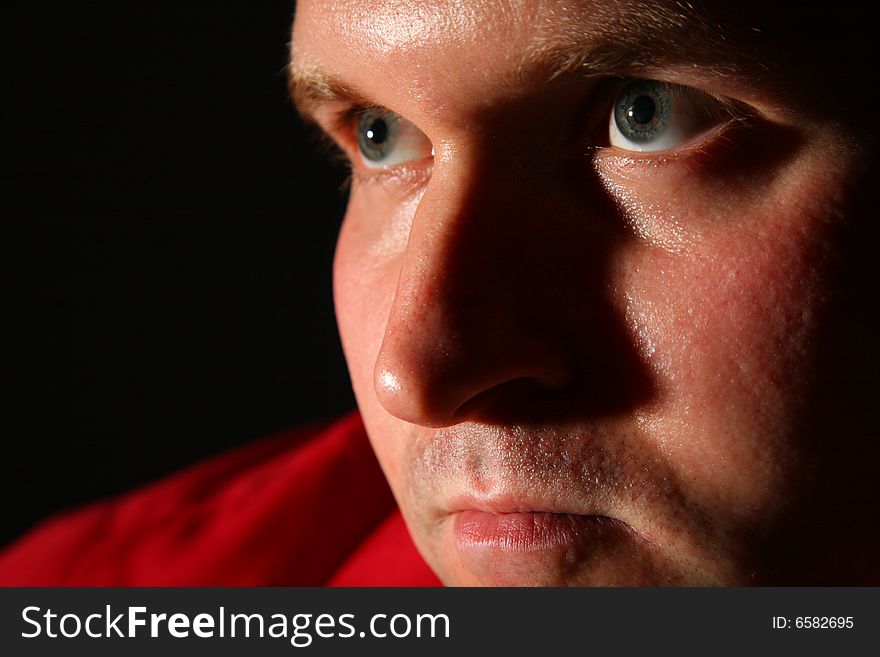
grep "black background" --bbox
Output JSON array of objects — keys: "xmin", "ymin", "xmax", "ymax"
[{"xmin": 5, "ymin": 1, "xmax": 354, "ymax": 544}]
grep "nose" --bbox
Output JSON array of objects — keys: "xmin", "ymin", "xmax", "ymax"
[{"xmin": 372, "ymin": 146, "xmax": 619, "ymax": 427}]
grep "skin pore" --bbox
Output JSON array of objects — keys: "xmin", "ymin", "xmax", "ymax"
[{"xmin": 290, "ymin": 1, "xmax": 878, "ymax": 585}]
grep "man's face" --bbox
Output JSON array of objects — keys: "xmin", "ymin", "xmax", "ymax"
[{"xmin": 291, "ymin": 0, "xmax": 878, "ymax": 585}]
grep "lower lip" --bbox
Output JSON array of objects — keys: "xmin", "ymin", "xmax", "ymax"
[
  {"xmin": 454, "ymin": 510, "xmax": 606, "ymax": 551},
  {"xmin": 451, "ymin": 510, "xmax": 622, "ymax": 585}
]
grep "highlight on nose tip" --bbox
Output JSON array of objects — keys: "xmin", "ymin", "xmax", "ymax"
[
  {"xmin": 372, "ymin": 357, "xmax": 460, "ymax": 427},
  {"xmin": 377, "ymin": 368, "xmax": 402, "ymax": 395}
]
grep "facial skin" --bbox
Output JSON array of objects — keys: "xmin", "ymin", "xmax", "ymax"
[{"xmin": 290, "ymin": 0, "xmax": 879, "ymax": 585}]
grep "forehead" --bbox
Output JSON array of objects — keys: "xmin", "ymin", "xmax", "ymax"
[
  {"xmin": 294, "ymin": 0, "xmax": 543, "ymax": 53},
  {"xmin": 291, "ymin": 1, "xmax": 865, "ymax": 133},
  {"xmin": 292, "ymin": 0, "xmax": 763, "ymax": 117},
  {"xmin": 291, "ymin": 0, "xmax": 565, "ymax": 112},
  {"xmin": 291, "ymin": 0, "xmax": 736, "ymax": 57}
]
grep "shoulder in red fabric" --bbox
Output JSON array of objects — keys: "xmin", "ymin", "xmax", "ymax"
[{"xmin": 0, "ymin": 414, "xmax": 439, "ymax": 586}]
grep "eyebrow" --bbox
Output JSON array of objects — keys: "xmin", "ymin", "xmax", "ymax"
[
  {"xmin": 288, "ymin": 2, "xmax": 765, "ymax": 122},
  {"xmin": 288, "ymin": 67, "xmax": 373, "ymax": 123}
]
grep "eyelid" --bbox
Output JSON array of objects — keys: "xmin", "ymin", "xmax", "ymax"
[
  {"xmin": 350, "ymin": 162, "xmax": 434, "ymax": 188},
  {"xmin": 601, "ymin": 78, "xmax": 752, "ymax": 155},
  {"xmin": 320, "ymin": 103, "xmax": 431, "ymax": 166},
  {"xmin": 661, "ymin": 82, "xmax": 748, "ymax": 122},
  {"xmin": 601, "ymin": 72, "xmax": 757, "ymax": 115},
  {"xmin": 324, "ymin": 102, "xmax": 386, "ymax": 148},
  {"xmin": 303, "ymin": 101, "xmax": 387, "ymax": 157}
]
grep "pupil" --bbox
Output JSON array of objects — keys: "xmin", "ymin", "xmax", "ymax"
[
  {"xmin": 366, "ymin": 118, "xmax": 388, "ymax": 144},
  {"xmin": 627, "ymin": 95, "xmax": 655, "ymax": 125}
]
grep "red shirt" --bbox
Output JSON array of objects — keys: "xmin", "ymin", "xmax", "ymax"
[{"xmin": 0, "ymin": 413, "xmax": 441, "ymax": 586}]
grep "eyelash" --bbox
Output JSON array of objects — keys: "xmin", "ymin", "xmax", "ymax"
[
  {"xmin": 315, "ymin": 79, "xmax": 750, "ymax": 171},
  {"xmin": 310, "ymin": 104, "xmax": 398, "ymax": 186},
  {"xmin": 592, "ymin": 77, "xmax": 748, "ymax": 148}
]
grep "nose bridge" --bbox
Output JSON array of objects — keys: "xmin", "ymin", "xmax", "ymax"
[
  {"xmin": 394, "ymin": 140, "xmax": 556, "ymax": 334},
  {"xmin": 373, "ymin": 144, "xmax": 578, "ymax": 426},
  {"xmin": 391, "ymin": 155, "xmax": 497, "ymax": 337}
]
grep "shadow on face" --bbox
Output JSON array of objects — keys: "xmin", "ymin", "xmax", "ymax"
[{"xmin": 291, "ymin": 0, "xmax": 880, "ymax": 585}]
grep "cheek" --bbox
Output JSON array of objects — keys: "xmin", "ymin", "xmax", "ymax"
[
  {"xmin": 606, "ymin": 150, "xmax": 844, "ymax": 520},
  {"xmin": 334, "ymin": 183, "xmax": 421, "ymax": 381},
  {"xmin": 333, "ymin": 187, "xmax": 420, "ymax": 487},
  {"xmin": 333, "ymin": 221, "xmax": 389, "ymax": 395}
]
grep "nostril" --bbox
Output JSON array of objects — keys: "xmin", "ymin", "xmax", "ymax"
[
  {"xmin": 451, "ymin": 376, "xmax": 556, "ymax": 424},
  {"xmin": 372, "ymin": 326, "xmax": 579, "ymax": 428}
]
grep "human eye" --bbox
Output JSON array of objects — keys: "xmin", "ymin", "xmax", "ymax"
[
  {"xmin": 354, "ymin": 108, "xmax": 433, "ymax": 169},
  {"xmin": 608, "ymin": 79, "xmax": 741, "ymax": 153}
]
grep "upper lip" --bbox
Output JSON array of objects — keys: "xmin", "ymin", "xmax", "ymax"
[
  {"xmin": 408, "ymin": 421, "xmax": 676, "ymax": 545},
  {"xmin": 444, "ymin": 494, "xmax": 608, "ymax": 518}
]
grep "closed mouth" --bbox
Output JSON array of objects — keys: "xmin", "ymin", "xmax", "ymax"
[{"xmin": 453, "ymin": 509, "xmax": 622, "ymax": 551}]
